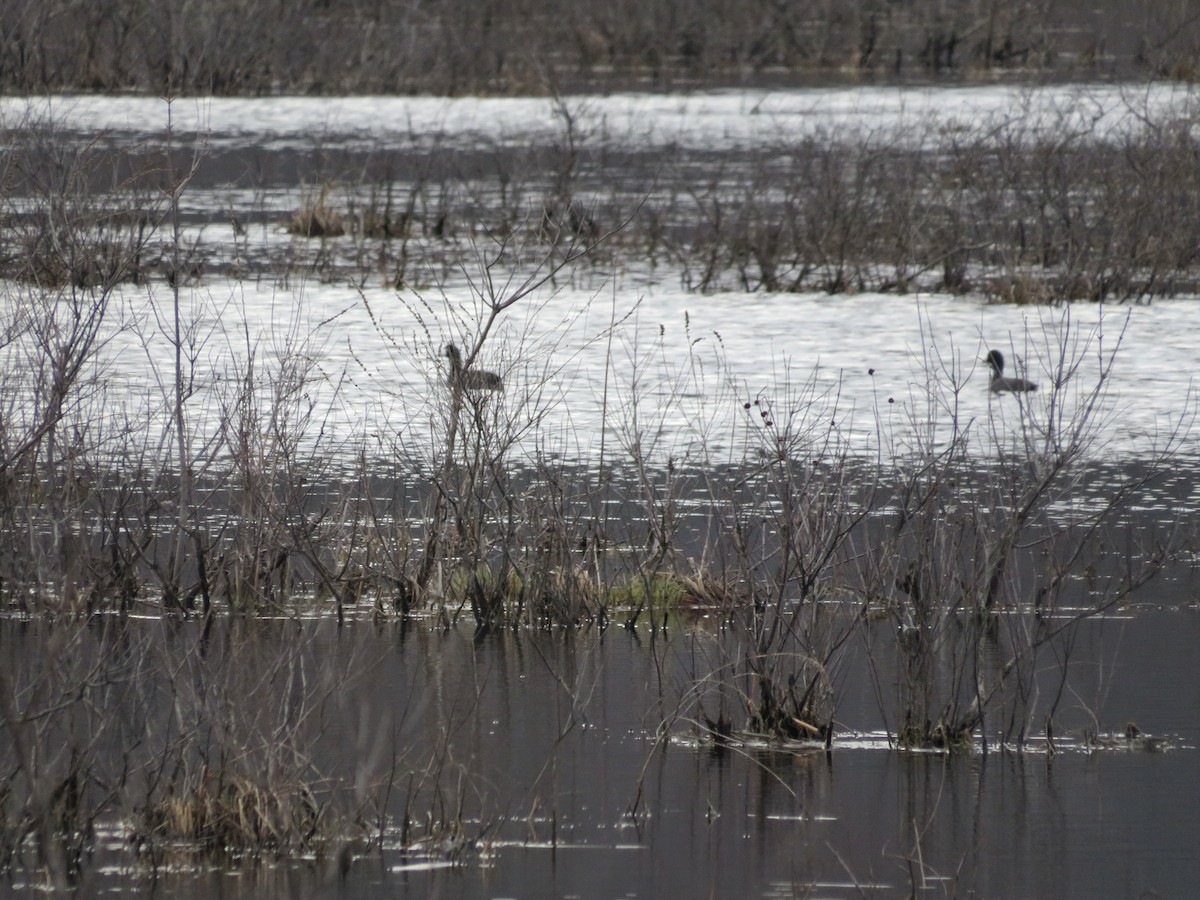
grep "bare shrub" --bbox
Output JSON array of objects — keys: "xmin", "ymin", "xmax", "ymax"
[
  {"xmin": 636, "ymin": 307, "xmax": 1193, "ymax": 752},
  {"xmin": 0, "ymin": 114, "xmax": 165, "ymax": 288},
  {"xmin": 857, "ymin": 313, "xmax": 1192, "ymax": 749},
  {"xmin": 0, "ymin": 286, "xmax": 149, "ymax": 613},
  {"xmin": 352, "ymin": 228, "xmax": 616, "ymax": 628},
  {"xmin": 626, "ymin": 327, "xmax": 873, "ymax": 742},
  {"xmin": 661, "ymin": 92, "xmax": 1200, "ymax": 302}
]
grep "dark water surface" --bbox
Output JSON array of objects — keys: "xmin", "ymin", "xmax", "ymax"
[{"xmin": 6, "ymin": 594, "xmax": 1194, "ymax": 899}]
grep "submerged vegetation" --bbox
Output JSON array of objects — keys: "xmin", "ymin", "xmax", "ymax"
[{"xmin": 0, "ymin": 87, "xmax": 1196, "ymax": 889}]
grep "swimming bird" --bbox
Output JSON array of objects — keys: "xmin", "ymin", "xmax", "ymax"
[
  {"xmin": 445, "ymin": 342, "xmax": 503, "ymax": 392},
  {"xmin": 985, "ymin": 349, "xmax": 1037, "ymax": 394}
]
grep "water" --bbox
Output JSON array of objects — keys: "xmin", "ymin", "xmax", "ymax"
[
  {"xmin": 76, "ymin": 279, "xmax": 1200, "ymax": 468},
  {"xmin": 6, "ymin": 87, "xmax": 1199, "ymax": 465},
  {"xmin": 5, "ymin": 605, "xmax": 1195, "ymax": 898},
  {"xmin": 4, "ymin": 82, "xmax": 1192, "ymax": 151},
  {"xmin": 1, "ymin": 86, "xmax": 1199, "ymax": 896}
]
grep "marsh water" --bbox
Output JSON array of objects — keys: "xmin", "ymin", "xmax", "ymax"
[
  {"xmin": 2, "ymin": 87, "xmax": 1200, "ymax": 897},
  {"xmin": 6, "ymin": 85, "xmax": 1200, "ymax": 463},
  {"xmin": 7, "ymin": 595, "xmax": 1198, "ymax": 898}
]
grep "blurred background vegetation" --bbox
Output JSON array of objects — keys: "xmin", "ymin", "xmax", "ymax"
[{"xmin": 1, "ymin": 0, "xmax": 1197, "ymax": 96}]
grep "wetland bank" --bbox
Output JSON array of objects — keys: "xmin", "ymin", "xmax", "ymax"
[{"xmin": 1, "ymin": 81, "xmax": 1199, "ymax": 896}]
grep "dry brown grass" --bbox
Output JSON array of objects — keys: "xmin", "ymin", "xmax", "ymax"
[
  {"xmin": 140, "ymin": 770, "xmax": 324, "ymax": 853},
  {"xmin": 287, "ymin": 185, "xmax": 346, "ymax": 237}
]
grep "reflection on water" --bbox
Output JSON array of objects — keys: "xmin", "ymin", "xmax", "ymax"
[{"xmin": 4, "ymin": 606, "xmax": 1193, "ymax": 898}]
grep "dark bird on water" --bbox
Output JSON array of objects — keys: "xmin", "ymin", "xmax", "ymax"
[
  {"xmin": 445, "ymin": 342, "xmax": 503, "ymax": 392},
  {"xmin": 985, "ymin": 349, "xmax": 1037, "ymax": 394}
]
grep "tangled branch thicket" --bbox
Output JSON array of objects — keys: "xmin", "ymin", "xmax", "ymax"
[
  {"xmin": 668, "ymin": 111, "xmax": 1200, "ymax": 302},
  {"xmin": 1, "ymin": 0, "xmax": 1198, "ymax": 94}
]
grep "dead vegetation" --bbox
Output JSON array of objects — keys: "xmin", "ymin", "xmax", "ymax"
[
  {"xmin": 1, "ymin": 1, "xmax": 1198, "ymax": 95},
  {"xmin": 78, "ymin": 88, "xmax": 1198, "ymax": 304},
  {"xmin": 0, "ymin": 85, "xmax": 1194, "ymax": 891},
  {"xmin": 286, "ymin": 185, "xmax": 346, "ymax": 238}
]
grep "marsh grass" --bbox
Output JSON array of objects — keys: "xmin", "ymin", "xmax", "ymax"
[
  {"xmin": 138, "ymin": 771, "xmax": 324, "ymax": 854},
  {"xmin": 287, "ymin": 184, "xmax": 346, "ymax": 238}
]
